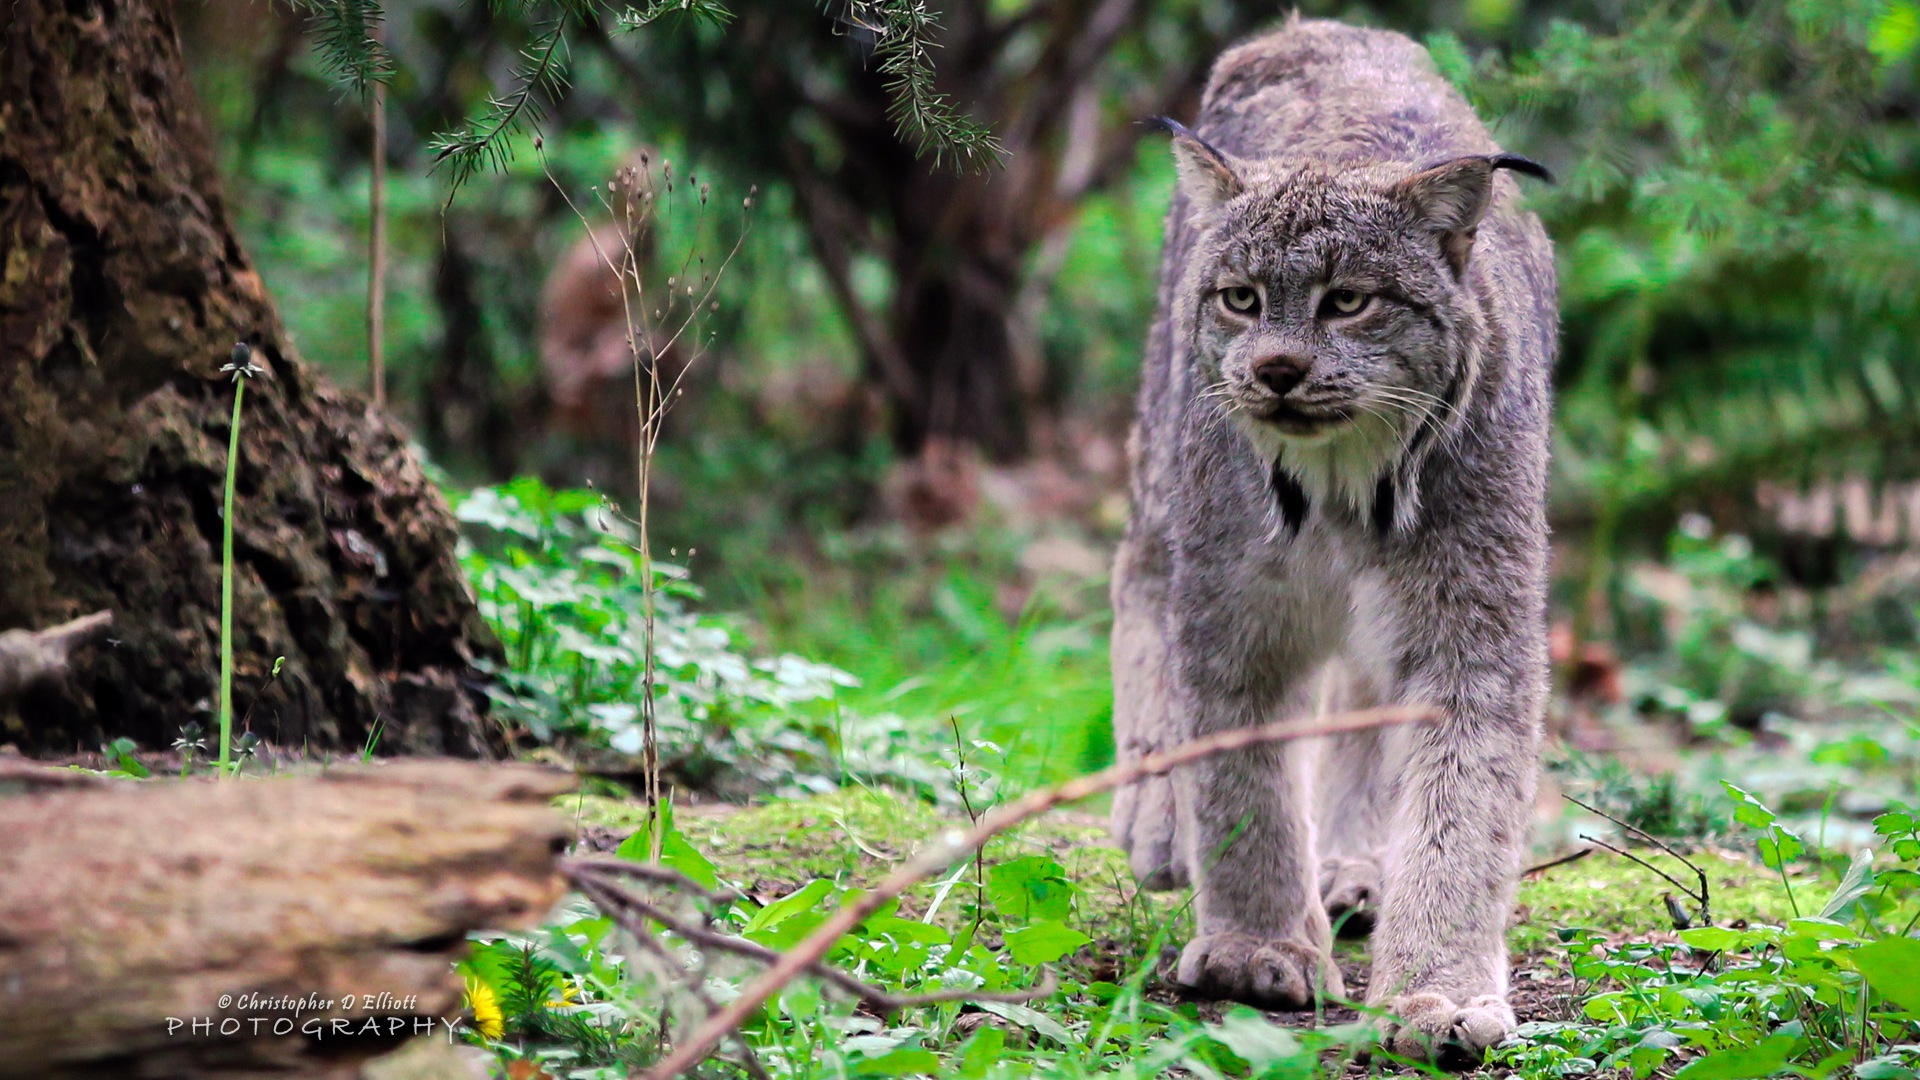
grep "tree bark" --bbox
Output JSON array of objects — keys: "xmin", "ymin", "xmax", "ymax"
[
  {"xmin": 0, "ymin": 759, "xmax": 572, "ymax": 1078},
  {"xmin": 0, "ymin": 0, "xmax": 496, "ymax": 755}
]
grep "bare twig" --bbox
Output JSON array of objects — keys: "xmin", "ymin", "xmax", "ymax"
[
  {"xmin": 1565, "ymin": 792, "xmax": 1710, "ymax": 925},
  {"xmin": 573, "ymin": 875, "xmax": 772, "ymax": 1080},
  {"xmin": 0, "ymin": 611, "xmax": 113, "ymax": 700},
  {"xmin": 1523, "ymin": 847, "xmax": 1594, "ymax": 877},
  {"xmin": 1578, "ymin": 833, "xmax": 1706, "ymax": 930},
  {"xmin": 644, "ymin": 704, "xmax": 1436, "ymax": 1078},
  {"xmin": 536, "ymin": 146, "xmax": 749, "ymax": 853},
  {"xmin": 562, "ymin": 856, "xmax": 742, "ymax": 905},
  {"xmin": 569, "ymin": 863, "xmax": 1058, "ymax": 1015}
]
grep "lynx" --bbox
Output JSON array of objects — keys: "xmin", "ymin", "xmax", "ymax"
[{"xmin": 1109, "ymin": 18, "xmax": 1557, "ymax": 1059}]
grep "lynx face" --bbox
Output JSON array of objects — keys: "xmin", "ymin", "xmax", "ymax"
[
  {"xmin": 1193, "ymin": 169, "xmax": 1471, "ymax": 455},
  {"xmin": 1168, "ymin": 127, "xmax": 1545, "ymax": 511}
]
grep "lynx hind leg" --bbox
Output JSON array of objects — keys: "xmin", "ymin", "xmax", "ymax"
[{"xmin": 1110, "ymin": 538, "xmax": 1187, "ymax": 890}]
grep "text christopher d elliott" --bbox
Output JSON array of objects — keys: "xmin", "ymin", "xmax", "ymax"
[{"xmin": 166, "ymin": 992, "xmax": 467, "ymax": 1039}]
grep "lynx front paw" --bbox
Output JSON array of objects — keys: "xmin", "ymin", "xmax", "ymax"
[
  {"xmin": 1317, "ymin": 856, "xmax": 1379, "ymax": 937},
  {"xmin": 1379, "ymin": 992, "xmax": 1515, "ymax": 1065},
  {"xmin": 1112, "ymin": 774, "xmax": 1186, "ymax": 890},
  {"xmin": 1174, "ymin": 933, "xmax": 1344, "ymax": 1010}
]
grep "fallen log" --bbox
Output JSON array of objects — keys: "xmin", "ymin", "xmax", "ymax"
[{"xmin": 0, "ymin": 760, "xmax": 574, "ymax": 1078}]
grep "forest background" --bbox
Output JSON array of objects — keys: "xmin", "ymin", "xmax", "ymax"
[
  {"xmin": 5, "ymin": 0, "xmax": 1920, "ymax": 1075},
  {"xmin": 173, "ymin": 0, "xmax": 1920, "ymax": 781}
]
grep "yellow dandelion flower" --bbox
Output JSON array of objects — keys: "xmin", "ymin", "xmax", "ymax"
[{"xmin": 464, "ymin": 977, "xmax": 504, "ymax": 1040}]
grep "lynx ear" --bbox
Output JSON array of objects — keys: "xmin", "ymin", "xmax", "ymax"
[
  {"xmin": 1158, "ymin": 118, "xmax": 1244, "ymax": 214},
  {"xmin": 1394, "ymin": 154, "xmax": 1552, "ymax": 275}
]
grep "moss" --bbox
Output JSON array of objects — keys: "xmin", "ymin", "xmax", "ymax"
[
  {"xmin": 566, "ymin": 790, "xmax": 1845, "ymax": 967},
  {"xmin": 565, "ymin": 788, "xmax": 1189, "ymax": 952},
  {"xmin": 1514, "ymin": 847, "xmax": 1837, "ymax": 954}
]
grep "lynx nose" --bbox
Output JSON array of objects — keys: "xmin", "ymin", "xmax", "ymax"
[{"xmin": 1253, "ymin": 356, "xmax": 1309, "ymax": 397}]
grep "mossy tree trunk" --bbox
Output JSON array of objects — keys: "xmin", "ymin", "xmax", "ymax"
[{"xmin": 0, "ymin": 0, "xmax": 496, "ymax": 755}]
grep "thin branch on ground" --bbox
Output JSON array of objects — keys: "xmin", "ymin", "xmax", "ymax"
[
  {"xmin": 643, "ymin": 703, "xmax": 1437, "ymax": 1079},
  {"xmin": 1565, "ymin": 792, "xmax": 1710, "ymax": 925},
  {"xmin": 1578, "ymin": 833, "xmax": 1708, "ymax": 930},
  {"xmin": 562, "ymin": 856, "xmax": 743, "ymax": 905},
  {"xmin": 565, "ymin": 861, "xmax": 1060, "ymax": 1016},
  {"xmin": 572, "ymin": 874, "xmax": 772, "ymax": 1080},
  {"xmin": 1523, "ymin": 847, "xmax": 1595, "ymax": 877}
]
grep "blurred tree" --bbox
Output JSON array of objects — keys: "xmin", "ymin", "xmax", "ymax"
[
  {"xmin": 603, "ymin": 2, "xmax": 1268, "ymax": 465},
  {"xmin": 1433, "ymin": 0, "xmax": 1920, "ymax": 624},
  {"xmin": 0, "ymin": 0, "xmax": 496, "ymax": 755}
]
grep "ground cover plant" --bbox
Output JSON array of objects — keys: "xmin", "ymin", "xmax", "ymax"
[{"xmin": 439, "ymin": 481, "xmax": 1920, "ymax": 1078}]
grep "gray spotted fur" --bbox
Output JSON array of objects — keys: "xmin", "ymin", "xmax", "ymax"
[{"xmin": 1109, "ymin": 17, "xmax": 1556, "ymax": 1058}]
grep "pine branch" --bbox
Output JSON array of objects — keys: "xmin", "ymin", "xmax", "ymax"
[
  {"xmin": 617, "ymin": 0, "xmax": 733, "ymax": 31},
  {"xmin": 288, "ymin": 0, "xmax": 393, "ymax": 92},
  {"xmin": 841, "ymin": 0, "xmax": 1005, "ymax": 169},
  {"xmin": 427, "ymin": 20, "xmax": 572, "ymax": 196}
]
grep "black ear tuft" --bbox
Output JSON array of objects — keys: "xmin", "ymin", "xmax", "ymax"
[
  {"xmin": 1158, "ymin": 118, "xmax": 1244, "ymax": 213},
  {"xmin": 1490, "ymin": 153, "xmax": 1554, "ymax": 184}
]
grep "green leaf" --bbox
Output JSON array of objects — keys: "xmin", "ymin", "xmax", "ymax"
[
  {"xmin": 1851, "ymin": 937, "xmax": 1920, "ymax": 1013},
  {"xmin": 614, "ymin": 801, "xmax": 721, "ymax": 891},
  {"xmin": 1857, "ymin": 1055, "xmax": 1920, "ymax": 1080},
  {"xmin": 975, "ymin": 1000, "xmax": 1074, "ymax": 1046},
  {"xmin": 1875, "ymin": 812, "xmax": 1915, "ymax": 837},
  {"xmin": 1758, "ymin": 827, "xmax": 1804, "ymax": 871},
  {"xmin": 1871, "ymin": 2, "xmax": 1920, "ymax": 63},
  {"xmin": 1673, "ymin": 1033, "xmax": 1801, "ymax": 1080},
  {"xmin": 860, "ymin": 914, "xmax": 951, "ymax": 947},
  {"xmin": 779, "ymin": 982, "xmax": 823, "ymax": 1021},
  {"xmin": 1722, "ymin": 782, "xmax": 1778, "ymax": 829},
  {"xmin": 1785, "ymin": 916, "xmax": 1859, "ymax": 942},
  {"xmin": 957, "ymin": 1028, "xmax": 1005, "ymax": 1078},
  {"xmin": 1207, "ymin": 1007, "xmax": 1306, "ymax": 1068},
  {"xmin": 743, "ymin": 879, "xmax": 835, "ymax": 934},
  {"xmin": 986, "ymin": 855, "xmax": 1075, "ymax": 924},
  {"xmin": 852, "ymin": 1049, "xmax": 940, "ymax": 1076},
  {"xmin": 1816, "ymin": 849, "xmax": 1877, "ymax": 921},
  {"xmin": 1879, "ymin": 868, "xmax": 1920, "ymax": 890},
  {"xmin": 1681, "ymin": 925, "xmax": 1764, "ymax": 952},
  {"xmin": 1002, "ymin": 920, "xmax": 1091, "ymax": 965}
]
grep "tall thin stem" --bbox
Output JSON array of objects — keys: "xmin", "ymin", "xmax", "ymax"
[
  {"xmin": 218, "ymin": 375, "xmax": 248, "ymax": 775},
  {"xmin": 366, "ymin": 47, "xmax": 389, "ymax": 407}
]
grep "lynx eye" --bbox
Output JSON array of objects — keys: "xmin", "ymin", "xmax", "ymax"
[
  {"xmin": 1219, "ymin": 286, "xmax": 1261, "ymax": 316},
  {"xmin": 1323, "ymin": 289, "xmax": 1370, "ymax": 317}
]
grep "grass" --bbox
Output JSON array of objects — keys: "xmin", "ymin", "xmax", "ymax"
[
  {"xmin": 731, "ymin": 526, "xmax": 1117, "ymax": 789},
  {"xmin": 483, "ymin": 777, "xmax": 1920, "ymax": 1079},
  {"xmin": 443, "ymin": 477, "xmax": 1920, "ymax": 1077}
]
